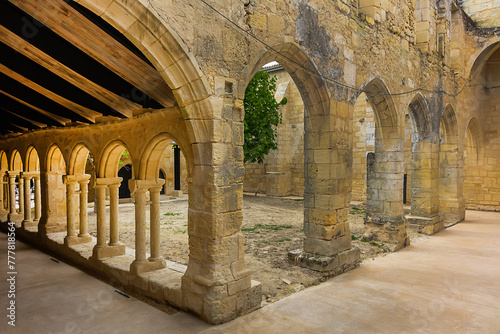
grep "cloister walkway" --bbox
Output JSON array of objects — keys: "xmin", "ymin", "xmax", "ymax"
[{"xmin": 1, "ymin": 210, "xmax": 499, "ymax": 333}]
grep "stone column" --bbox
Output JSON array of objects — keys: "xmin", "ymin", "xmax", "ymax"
[
  {"xmin": 108, "ymin": 181, "xmax": 120, "ymax": 245},
  {"xmin": 18, "ymin": 176, "xmax": 24, "ymax": 218},
  {"xmin": 22, "ymin": 174, "xmax": 32, "ymax": 223},
  {"xmin": 180, "ymin": 95, "xmax": 262, "ymax": 324},
  {"xmin": 288, "ymin": 100, "xmax": 360, "ymax": 271},
  {"xmin": 364, "ymin": 134, "xmax": 409, "ymax": 251},
  {"xmin": 91, "ymin": 177, "xmax": 125, "ymax": 260},
  {"xmin": 93, "ymin": 183, "xmax": 107, "ymax": 253},
  {"xmin": 406, "ymin": 138, "xmax": 445, "ymax": 235},
  {"xmin": 129, "ymin": 179, "xmax": 165, "ymax": 274},
  {"xmin": 439, "ymin": 142, "xmax": 466, "ymax": 225},
  {"xmin": 21, "ymin": 173, "xmax": 37, "ymax": 228},
  {"xmin": 0, "ymin": 171, "xmax": 8, "ymax": 221},
  {"xmin": 76, "ymin": 175, "xmax": 92, "ymax": 244},
  {"xmin": 7, "ymin": 172, "xmax": 20, "ymax": 223},
  {"xmin": 63, "ymin": 175, "xmax": 78, "ymax": 246},
  {"xmin": 149, "ymin": 183, "xmax": 165, "ymax": 264},
  {"xmin": 34, "ymin": 174, "xmax": 41, "ymax": 222}
]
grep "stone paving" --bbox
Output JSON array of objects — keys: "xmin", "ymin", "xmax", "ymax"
[{"xmin": 1, "ymin": 210, "xmax": 499, "ymax": 333}]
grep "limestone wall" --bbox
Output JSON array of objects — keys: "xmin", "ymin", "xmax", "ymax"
[{"xmin": 460, "ymin": 0, "xmax": 500, "ymax": 27}]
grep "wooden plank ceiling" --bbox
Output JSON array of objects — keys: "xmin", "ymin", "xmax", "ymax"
[{"xmin": 0, "ymin": 0, "xmax": 176, "ymax": 136}]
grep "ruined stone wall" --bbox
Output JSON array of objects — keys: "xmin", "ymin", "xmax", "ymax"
[{"xmin": 460, "ymin": 0, "xmax": 500, "ymax": 27}]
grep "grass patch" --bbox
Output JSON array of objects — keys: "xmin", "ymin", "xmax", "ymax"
[
  {"xmin": 164, "ymin": 212, "xmax": 181, "ymax": 217},
  {"xmin": 173, "ymin": 228, "xmax": 187, "ymax": 234},
  {"xmin": 242, "ymin": 224, "xmax": 293, "ymax": 232},
  {"xmin": 352, "ymin": 235, "xmax": 384, "ymax": 247}
]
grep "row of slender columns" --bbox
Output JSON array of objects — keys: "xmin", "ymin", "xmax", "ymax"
[
  {"xmin": 91, "ymin": 177, "xmax": 125, "ymax": 259},
  {"xmin": 0, "ymin": 172, "xmax": 7, "ymax": 220},
  {"xmin": 129, "ymin": 179, "xmax": 166, "ymax": 275},
  {"xmin": 21, "ymin": 172, "xmax": 41, "ymax": 228},
  {"xmin": 63, "ymin": 174, "xmax": 92, "ymax": 246}
]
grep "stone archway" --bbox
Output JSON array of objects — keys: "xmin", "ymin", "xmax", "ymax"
[
  {"xmin": 405, "ymin": 93, "xmax": 444, "ymax": 235},
  {"xmin": 362, "ymin": 78, "xmax": 409, "ymax": 251},
  {"xmin": 246, "ymin": 43, "xmax": 360, "ymax": 276}
]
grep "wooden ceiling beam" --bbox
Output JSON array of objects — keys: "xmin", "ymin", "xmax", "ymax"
[
  {"xmin": 9, "ymin": 0, "xmax": 176, "ymax": 107},
  {"xmin": 0, "ymin": 64, "xmax": 102, "ymax": 122},
  {"xmin": 0, "ymin": 107, "xmax": 47, "ymax": 129},
  {"xmin": 0, "ymin": 90, "xmax": 70, "ymax": 125},
  {"xmin": 0, "ymin": 25, "xmax": 140, "ymax": 118}
]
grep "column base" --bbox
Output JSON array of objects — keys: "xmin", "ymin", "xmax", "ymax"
[
  {"xmin": 91, "ymin": 244, "xmax": 126, "ymax": 260},
  {"xmin": 0, "ymin": 211, "xmax": 9, "ymax": 223},
  {"xmin": 288, "ymin": 247, "xmax": 360, "ymax": 275},
  {"xmin": 130, "ymin": 257, "xmax": 166, "ymax": 275},
  {"xmin": 406, "ymin": 214, "xmax": 444, "ymax": 235},
  {"xmin": 38, "ymin": 217, "xmax": 67, "ymax": 235},
  {"xmin": 171, "ymin": 190, "xmax": 183, "ymax": 198},
  {"xmin": 364, "ymin": 219, "xmax": 410, "ymax": 252},
  {"xmin": 8, "ymin": 213, "xmax": 24, "ymax": 227},
  {"xmin": 65, "ymin": 234, "xmax": 93, "ymax": 246},
  {"xmin": 22, "ymin": 220, "xmax": 38, "ymax": 229}
]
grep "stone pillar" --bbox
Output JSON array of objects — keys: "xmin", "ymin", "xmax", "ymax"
[
  {"xmin": 180, "ymin": 95, "xmax": 268, "ymax": 324},
  {"xmin": 108, "ymin": 182, "xmax": 120, "ymax": 245},
  {"xmin": 34, "ymin": 174, "xmax": 41, "ymax": 222},
  {"xmin": 0, "ymin": 171, "xmax": 7, "ymax": 221},
  {"xmin": 18, "ymin": 176, "xmax": 24, "ymax": 218},
  {"xmin": 38, "ymin": 171, "xmax": 67, "ymax": 235},
  {"xmin": 406, "ymin": 138, "xmax": 445, "ymax": 235},
  {"xmin": 129, "ymin": 179, "xmax": 166, "ymax": 274},
  {"xmin": 288, "ymin": 100, "xmax": 360, "ymax": 272},
  {"xmin": 63, "ymin": 175, "xmax": 78, "ymax": 245},
  {"xmin": 78, "ymin": 177, "xmax": 91, "ymax": 239},
  {"xmin": 364, "ymin": 137, "xmax": 409, "ymax": 251},
  {"xmin": 64, "ymin": 175, "xmax": 92, "ymax": 246},
  {"xmin": 7, "ymin": 172, "xmax": 22, "ymax": 224},
  {"xmin": 149, "ymin": 184, "xmax": 164, "ymax": 264},
  {"xmin": 439, "ymin": 142, "xmax": 466, "ymax": 225},
  {"xmin": 21, "ymin": 173, "xmax": 34, "ymax": 228},
  {"xmin": 91, "ymin": 177, "xmax": 125, "ymax": 260}
]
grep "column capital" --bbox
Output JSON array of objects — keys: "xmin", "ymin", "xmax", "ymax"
[
  {"xmin": 7, "ymin": 171, "xmax": 20, "ymax": 178},
  {"xmin": 20, "ymin": 171, "xmax": 39, "ymax": 179},
  {"xmin": 95, "ymin": 177, "xmax": 122, "ymax": 186},
  {"xmin": 64, "ymin": 174, "xmax": 91, "ymax": 183},
  {"xmin": 129, "ymin": 179, "xmax": 165, "ymax": 194}
]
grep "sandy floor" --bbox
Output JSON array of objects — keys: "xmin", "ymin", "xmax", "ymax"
[{"xmin": 87, "ymin": 195, "xmax": 427, "ymax": 304}]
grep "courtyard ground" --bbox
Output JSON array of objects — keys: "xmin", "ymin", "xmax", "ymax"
[
  {"xmin": 87, "ymin": 194, "xmax": 428, "ymax": 304},
  {"xmin": 2, "ymin": 210, "xmax": 499, "ymax": 333}
]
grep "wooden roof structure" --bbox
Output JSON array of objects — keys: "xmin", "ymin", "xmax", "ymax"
[{"xmin": 0, "ymin": 0, "xmax": 176, "ymax": 136}]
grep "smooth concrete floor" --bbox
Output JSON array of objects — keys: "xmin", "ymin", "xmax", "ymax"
[{"xmin": 1, "ymin": 210, "xmax": 499, "ymax": 333}]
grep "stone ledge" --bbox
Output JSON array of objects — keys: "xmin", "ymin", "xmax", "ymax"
[
  {"xmin": 288, "ymin": 247, "xmax": 360, "ymax": 276},
  {"xmin": 406, "ymin": 214, "xmax": 444, "ymax": 235}
]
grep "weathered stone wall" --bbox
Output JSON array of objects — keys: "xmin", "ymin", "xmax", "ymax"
[
  {"xmin": 0, "ymin": 0, "xmax": 498, "ymax": 325},
  {"xmin": 460, "ymin": 0, "xmax": 500, "ymax": 27}
]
